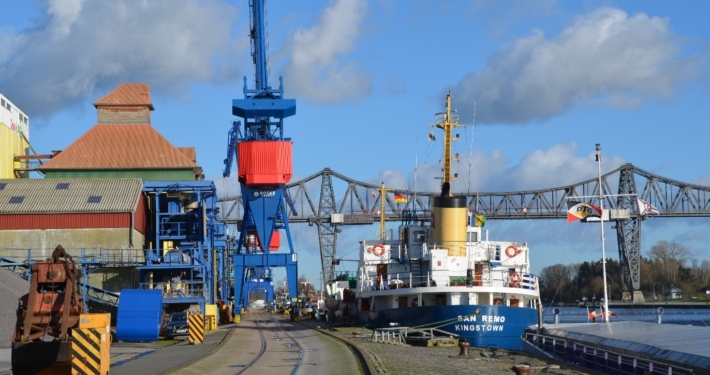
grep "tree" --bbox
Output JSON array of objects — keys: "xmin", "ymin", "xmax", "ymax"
[
  {"xmin": 648, "ymin": 240, "xmax": 690, "ymax": 286},
  {"xmin": 539, "ymin": 264, "xmax": 571, "ymax": 304},
  {"xmin": 691, "ymin": 259, "xmax": 710, "ymax": 288}
]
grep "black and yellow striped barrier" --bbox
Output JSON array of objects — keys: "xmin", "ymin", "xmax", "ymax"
[
  {"xmin": 188, "ymin": 314, "xmax": 204, "ymax": 345},
  {"xmin": 72, "ymin": 328, "xmax": 102, "ymax": 375}
]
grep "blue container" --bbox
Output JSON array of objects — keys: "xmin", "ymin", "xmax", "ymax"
[{"xmin": 116, "ymin": 289, "xmax": 163, "ymax": 342}]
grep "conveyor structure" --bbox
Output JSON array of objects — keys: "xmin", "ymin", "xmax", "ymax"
[{"xmin": 139, "ymin": 181, "xmax": 227, "ymax": 315}]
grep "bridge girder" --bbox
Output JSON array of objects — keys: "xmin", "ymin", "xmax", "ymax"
[{"xmin": 217, "ymin": 163, "xmax": 710, "ymax": 287}]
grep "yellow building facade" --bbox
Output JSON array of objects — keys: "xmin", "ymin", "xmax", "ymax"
[{"xmin": 0, "ymin": 93, "xmax": 30, "ymax": 179}]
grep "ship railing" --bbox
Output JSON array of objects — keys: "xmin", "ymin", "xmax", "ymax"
[
  {"xmin": 363, "ymin": 271, "xmax": 538, "ymax": 291},
  {"xmin": 523, "ymin": 331, "xmax": 695, "ymax": 375},
  {"xmin": 365, "ymin": 272, "xmax": 443, "ymax": 290},
  {"xmin": 520, "ymin": 274, "xmax": 537, "ymax": 290}
]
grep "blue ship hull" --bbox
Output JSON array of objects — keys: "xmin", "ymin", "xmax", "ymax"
[{"xmin": 357, "ymin": 304, "xmax": 537, "ymax": 351}]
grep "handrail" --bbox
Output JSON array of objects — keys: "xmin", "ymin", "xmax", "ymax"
[
  {"xmin": 362, "ymin": 271, "xmax": 538, "ymax": 291},
  {"xmin": 371, "ymin": 326, "xmax": 458, "ymax": 345},
  {"xmin": 0, "ymin": 247, "xmax": 145, "ymax": 267},
  {"xmin": 523, "ymin": 332, "xmax": 695, "ymax": 375}
]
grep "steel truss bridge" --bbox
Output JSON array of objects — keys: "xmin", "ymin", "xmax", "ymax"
[{"xmin": 217, "ymin": 163, "xmax": 710, "ymax": 294}]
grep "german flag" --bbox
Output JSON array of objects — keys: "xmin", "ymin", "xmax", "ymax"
[{"xmin": 394, "ymin": 194, "xmax": 407, "ymax": 203}]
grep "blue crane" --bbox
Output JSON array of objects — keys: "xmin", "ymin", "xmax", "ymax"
[{"xmin": 224, "ymin": 0, "xmax": 299, "ymax": 320}]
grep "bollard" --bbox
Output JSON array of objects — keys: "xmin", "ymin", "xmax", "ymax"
[
  {"xmin": 512, "ymin": 364, "xmax": 531, "ymax": 375},
  {"xmin": 553, "ymin": 307, "xmax": 560, "ymax": 324},
  {"xmin": 656, "ymin": 307, "xmax": 664, "ymax": 324},
  {"xmin": 458, "ymin": 338, "xmax": 470, "ymax": 356}
]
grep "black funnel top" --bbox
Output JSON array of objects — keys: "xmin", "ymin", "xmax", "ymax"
[{"xmin": 441, "ymin": 182, "xmax": 450, "ymax": 197}]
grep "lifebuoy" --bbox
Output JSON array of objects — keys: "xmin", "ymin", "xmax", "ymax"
[
  {"xmin": 493, "ymin": 298, "xmax": 504, "ymax": 306},
  {"xmin": 505, "ymin": 245, "xmax": 521, "ymax": 258},
  {"xmin": 411, "ymin": 297, "xmax": 425, "ymax": 307},
  {"xmin": 509, "ymin": 272, "xmax": 521, "ymax": 287},
  {"xmin": 371, "ymin": 244, "xmax": 386, "ymax": 256}
]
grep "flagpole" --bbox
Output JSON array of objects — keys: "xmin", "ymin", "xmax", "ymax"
[{"xmin": 596, "ymin": 143, "xmax": 610, "ymax": 323}]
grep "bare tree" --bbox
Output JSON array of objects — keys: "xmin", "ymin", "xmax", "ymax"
[
  {"xmin": 690, "ymin": 259, "xmax": 710, "ymax": 288},
  {"xmin": 648, "ymin": 240, "xmax": 691, "ymax": 286}
]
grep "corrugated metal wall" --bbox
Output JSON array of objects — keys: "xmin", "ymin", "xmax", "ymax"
[
  {"xmin": 43, "ymin": 169, "xmax": 195, "ymax": 180},
  {"xmin": 0, "ymin": 213, "xmax": 130, "ymax": 229},
  {"xmin": 0, "ymin": 124, "xmax": 29, "ymax": 179}
]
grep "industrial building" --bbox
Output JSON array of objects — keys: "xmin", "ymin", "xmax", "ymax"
[
  {"xmin": 0, "ymin": 85, "xmax": 225, "ymax": 331},
  {"xmin": 0, "ymin": 92, "xmax": 30, "ymax": 179}
]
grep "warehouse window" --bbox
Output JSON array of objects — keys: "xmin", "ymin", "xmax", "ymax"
[
  {"xmin": 1, "ymin": 98, "xmax": 5, "ymax": 107},
  {"xmin": 87, "ymin": 196, "xmax": 102, "ymax": 203},
  {"xmin": 9, "ymin": 196, "xmax": 24, "ymax": 204},
  {"xmin": 55, "ymin": 183, "xmax": 70, "ymax": 189}
]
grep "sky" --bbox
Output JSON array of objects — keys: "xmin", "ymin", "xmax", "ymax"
[{"xmin": 1, "ymin": 0, "xmax": 709, "ymax": 288}]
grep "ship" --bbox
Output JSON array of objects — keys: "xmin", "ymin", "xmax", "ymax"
[{"xmin": 352, "ymin": 93, "xmax": 541, "ymax": 351}]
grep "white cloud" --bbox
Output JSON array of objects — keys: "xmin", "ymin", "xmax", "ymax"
[
  {"xmin": 0, "ymin": 0, "xmax": 247, "ymax": 118},
  {"xmin": 47, "ymin": 0, "xmax": 84, "ymax": 38},
  {"xmin": 406, "ymin": 142, "xmax": 625, "ymax": 193},
  {"xmin": 278, "ymin": 0, "xmax": 370, "ymax": 104},
  {"xmin": 450, "ymin": 7, "xmax": 702, "ymax": 125}
]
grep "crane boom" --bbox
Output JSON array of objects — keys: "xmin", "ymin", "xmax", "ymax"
[{"xmin": 249, "ymin": 0, "xmax": 268, "ymax": 91}]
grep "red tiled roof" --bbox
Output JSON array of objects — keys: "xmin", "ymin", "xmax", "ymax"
[
  {"xmin": 93, "ymin": 83, "xmax": 154, "ymax": 110},
  {"xmin": 38, "ymin": 124, "xmax": 198, "ymax": 170},
  {"xmin": 177, "ymin": 147, "xmax": 196, "ymax": 163}
]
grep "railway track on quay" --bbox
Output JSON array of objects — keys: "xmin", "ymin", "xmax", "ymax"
[{"xmin": 171, "ymin": 311, "xmax": 365, "ymax": 375}]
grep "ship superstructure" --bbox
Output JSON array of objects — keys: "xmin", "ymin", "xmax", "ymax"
[{"xmin": 353, "ymin": 94, "xmax": 541, "ymax": 350}]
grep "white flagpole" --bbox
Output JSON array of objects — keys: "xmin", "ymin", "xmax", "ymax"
[{"xmin": 596, "ymin": 144, "xmax": 610, "ymax": 323}]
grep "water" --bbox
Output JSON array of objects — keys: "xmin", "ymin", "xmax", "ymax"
[{"xmin": 542, "ymin": 306, "xmax": 710, "ymax": 327}]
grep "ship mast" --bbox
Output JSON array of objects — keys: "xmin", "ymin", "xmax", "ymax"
[{"xmin": 432, "ymin": 93, "xmax": 462, "ymax": 194}]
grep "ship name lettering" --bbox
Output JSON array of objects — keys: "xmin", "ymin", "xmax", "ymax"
[
  {"xmin": 481, "ymin": 315, "xmax": 505, "ymax": 323},
  {"xmin": 454, "ymin": 324, "xmax": 504, "ymax": 332},
  {"xmin": 457, "ymin": 315, "xmax": 506, "ymax": 323}
]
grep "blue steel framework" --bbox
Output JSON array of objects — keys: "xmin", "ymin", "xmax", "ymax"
[
  {"xmin": 139, "ymin": 181, "xmax": 225, "ymax": 314},
  {"xmin": 223, "ymin": 0, "xmax": 298, "ymax": 316}
]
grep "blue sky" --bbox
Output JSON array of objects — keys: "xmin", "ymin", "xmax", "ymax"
[{"xmin": 1, "ymin": 0, "xmax": 709, "ymax": 287}]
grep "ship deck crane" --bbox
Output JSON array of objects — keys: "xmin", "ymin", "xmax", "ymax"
[{"xmin": 224, "ymin": 0, "xmax": 298, "ymax": 321}]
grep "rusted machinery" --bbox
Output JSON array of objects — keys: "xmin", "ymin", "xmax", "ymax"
[{"xmin": 11, "ymin": 245, "xmax": 84, "ymax": 374}]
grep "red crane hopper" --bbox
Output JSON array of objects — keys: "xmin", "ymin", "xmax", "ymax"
[{"xmin": 237, "ymin": 140, "xmax": 292, "ymax": 187}]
